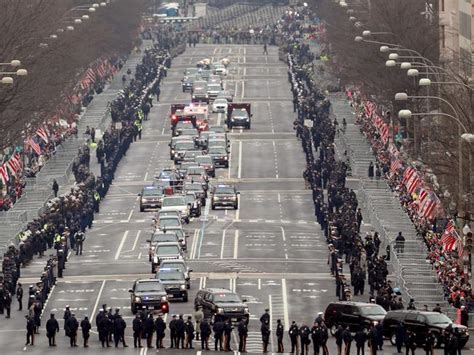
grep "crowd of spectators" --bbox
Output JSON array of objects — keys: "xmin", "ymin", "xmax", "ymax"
[{"xmin": 346, "ymin": 90, "xmax": 473, "ymax": 312}]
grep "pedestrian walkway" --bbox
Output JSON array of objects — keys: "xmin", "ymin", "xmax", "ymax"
[
  {"xmin": 0, "ymin": 42, "xmax": 153, "ymax": 256},
  {"xmin": 329, "ymin": 92, "xmax": 452, "ymax": 314}
]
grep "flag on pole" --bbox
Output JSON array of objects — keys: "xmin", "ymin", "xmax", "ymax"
[
  {"xmin": 390, "ymin": 159, "xmax": 402, "ymax": 176},
  {"xmin": 441, "ymin": 220, "xmax": 463, "ymax": 256}
]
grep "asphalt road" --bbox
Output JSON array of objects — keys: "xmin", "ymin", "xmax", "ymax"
[{"xmin": 0, "ymin": 45, "xmax": 466, "ymax": 355}]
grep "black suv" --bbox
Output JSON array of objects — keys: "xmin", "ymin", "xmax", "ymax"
[
  {"xmin": 383, "ymin": 310, "xmax": 469, "ymax": 348},
  {"xmin": 324, "ymin": 301, "xmax": 387, "ymax": 335},
  {"xmin": 194, "ymin": 288, "xmax": 249, "ymax": 323},
  {"xmin": 155, "ymin": 268, "xmax": 188, "ymax": 302},
  {"xmin": 129, "ymin": 279, "xmax": 169, "ymax": 314},
  {"xmin": 211, "ymin": 184, "xmax": 239, "ymax": 210}
]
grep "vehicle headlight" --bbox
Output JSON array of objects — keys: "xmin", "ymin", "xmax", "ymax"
[
  {"xmin": 150, "ymin": 246, "xmax": 155, "ymax": 251},
  {"xmin": 161, "ymin": 295, "xmax": 168, "ymax": 302},
  {"xmin": 217, "ymin": 307, "xmax": 224, "ymax": 313},
  {"xmin": 134, "ymin": 297, "xmax": 142, "ymax": 303},
  {"xmin": 230, "ymin": 196, "xmax": 237, "ymax": 200},
  {"xmin": 244, "ymin": 307, "xmax": 249, "ymax": 313},
  {"xmin": 141, "ymin": 198, "xmax": 148, "ymax": 203},
  {"xmin": 224, "ymin": 156, "xmax": 228, "ymax": 160},
  {"xmin": 180, "ymin": 284, "xmax": 186, "ymax": 290},
  {"xmin": 171, "ymin": 149, "xmax": 175, "ymax": 153},
  {"xmin": 214, "ymin": 196, "xmax": 220, "ymax": 200}
]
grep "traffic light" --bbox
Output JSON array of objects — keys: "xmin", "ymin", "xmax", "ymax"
[{"xmin": 465, "ymin": 232, "xmax": 473, "ymax": 253}]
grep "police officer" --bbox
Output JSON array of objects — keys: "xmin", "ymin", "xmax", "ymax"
[
  {"xmin": 155, "ymin": 314, "xmax": 166, "ymax": 349},
  {"xmin": 63, "ymin": 305, "xmax": 71, "ymax": 335},
  {"xmin": 144, "ymin": 313, "xmax": 155, "ymax": 349},
  {"xmin": 276, "ymin": 319, "xmax": 284, "ymax": 353},
  {"xmin": 4, "ymin": 290, "xmax": 12, "ymax": 318},
  {"xmin": 176, "ymin": 314, "xmax": 185, "ymax": 349},
  {"xmin": 213, "ymin": 318, "xmax": 224, "ymax": 351},
  {"xmin": 237, "ymin": 318, "xmax": 248, "ymax": 352},
  {"xmin": 169, "ymin": 314, "xmax": 177, "ymax": 348},
  {"xmin": 342, "ymin": 325, "xmax": 353, "ymax": 355},
  {"xmin": 354, "ymin": 329, "xmax": 367, "ymax": 355},
  {"xmin": 66, "ymin": 313, "xmax": 79, "ymax": 347},
  {"xmin": 113, "ymin": 314, "xmax": 128, "ymax": 347},
  {"xmin": 75, "ymin": 230, "xmax": 85, "ymax": 255},
  {"xmin": 200, "ymin": 318, "xmax": 211, "ymax": 350},
  {"xmin": 423, "ymin": 330, "xmax": 435, "ymax": 355},
  {"xmin": 299, "ymin": 323, "xmax": 311, "ymax": 355},
  {"xmin": 16, "ymin": 283, "xmax": 23, "ymax": 311},
  {"xmin": 98, "ymin": 313, "xmax": 110, "ymax": 347},
  {"xmin": 46, "ymin": 313, "xmax": 59, "ymax": 346},
  {"xmin": 25, "ymin": 314, "xmax": 36, "ymax": 346},
  {"xmin": 185, "ymin": 316, "xmax": 195, "ymax": 349},
  {"xmin": 133, "ymin": 314, "xmax": 143, "ymax": 348},
  {"xmin": 289, "ymin": 320, "xmax": 299, "ymax": 354},
  {"xmin": 261, "ymin": 320, "xmax": 271, "ymax": 353},
  {"xmin": 260, "ymin": 308, "xmax": 270, "ymax": 325},
  {"xmin": 81, "ymin": 315, "xmax": 91, "ymax": 348}
]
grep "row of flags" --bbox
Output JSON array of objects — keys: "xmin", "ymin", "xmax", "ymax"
[{"xmin": 79, "ymin": 59, "xmax": 116, "ymax": 91}]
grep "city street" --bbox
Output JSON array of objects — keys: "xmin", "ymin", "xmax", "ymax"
[{"xmin": 1, "ymin": 44, "xmax": 467, "ymax": 355}]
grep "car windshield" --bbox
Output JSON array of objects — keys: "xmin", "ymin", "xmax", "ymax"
[
  {"xmin": 215, "ymin": 187, "xmax": 235, "ymax": 194},
  {"xmin": 214, "ymin": 293, "xmax": 242, "ymax": 303},
  {"xmin": 214, "ymin": 99, "xmax": 227, "ymax": 105},
  {"xmin": 188, "ymin": 167, "xmax": 205, "ymax": 174},
  {"xmin": 186, "ymin": 183, "xmax": 202, "ymax": 191},
  {"xmin": 157, "ymin": 245, "xmax": 180, "ymax": 255},
  {"xmin": 196, "ymin": 156, "xmax": 213, "ymax": 164},
  {"xmin": 162, "ymin": 197, "xmax": 186, "ymax": 207},
  {"xmin": 152, "ymin": 234, "xmax": 177, "ymax": 243},
  {"xmin": 181, "ymin": 129, "xmax": 198, "ymax": 136},
  {"xmin": 175, "ymin": 142, "xmax": 196, "ymax": 150},
  {"xmin": 426, "ymin": 314, "xmax": 452, "ymax": 325},
  {"xmin": 159, "ymin": 218, "xmax": 181, "ymax": 228},
  {"xmin": 158, "ymin": 271, "xmax": 184, "ymax": 281},
  {"xmin": 143, "ymin": 188, "xmax": 162, "ymax": 196},
  {"xmin": 158, "ymin": 211, "xmax": 179, "ymax": 217},
  {"xmin": 208, "ymin": 84, "xmax": 221, "ymax": 91},
  {"xmin": 167, "ymin": 229, "xmax": 184, "ymax": 239},
  {"xmin": 359, "ymin": 305, "xmax": 387, "ymax": 316},
  {"xmin": 136, "ymin": 281, "xmax": 165, "ymax": 292},
  {"xmin": 185, "ymin": 68, "xmax": 198, "ymax": 76},
  {"xmin": 209, "ymin": 147, "xmax": 226, "ymax": 154},
  {"xmin": 208, "ymin": 140, "xmax": 226, "ymax": 148},
  {"xmin": 232, "ymin": 110, "xmax": 248, "ymax": 118}
]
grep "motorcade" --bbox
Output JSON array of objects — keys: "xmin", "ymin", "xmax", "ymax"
[
  {"xmin": 212, "ymin": 98, "xmax": 229, "ymax": 113},
  {"xmin": 151, "ymin": 241, "xmax": 183, "ymax": 273},
  {"xmin": 194, "ymin": 155, "xmax": 215, "ymax": 177},
  {"xmin": 160, "ymin": 195, "xmax": 191, "ymax": 222},
  {"xmin": 159, "ymin": 259, "xmax": 192, "ymax": 289},
  {"xmin": 207, "ymin": 146, "xmax": 229, "ymax": 168}
]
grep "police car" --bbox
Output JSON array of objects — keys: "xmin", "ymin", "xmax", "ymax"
[
  {"xmin": 129, "ymin": 279, "xmax": 169, "ymax": 314},
  {"xmin": 138, "ymin": 186, "xmax": 164, "ymax": 211},
  {"xmin": 211, "ymin": 184, "xmax": 239, "ymax": 210}
]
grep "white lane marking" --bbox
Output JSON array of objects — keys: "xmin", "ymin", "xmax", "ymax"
[
  {"xmin": 202, "ymin": 276, "xmax": 207, "ymax": 288},
  {"xmin": 91, "ymin": 280, "xmax": 106, "ymax": 326},
  {"xmin": 280, "ymin": 226, "xmax": 286, "ymax": 242},
  {"xmin": 258, "ymin": 278, "xmax": 261, "ymax": 290},
  {"xmin": 228, "ymin": 141, "xmax": 232, "ymax": 179},
  {"xmin": 237, "ymin": 140, "xmax": 243, "ymax": 179},
  {"xmin": 190, "ymin": 229, "xmax": 199, "ymax": 260},
  {"xmin": 285, "ymin": 253, "xmax": 289, "ymax": 259},
  {"xmin": 220, "ymin": 229, "xmax": 226, "ymax": 259},
  {"xmin": 235, "ymin": 194, "xmax": 240, "ymax": 221},
  {"xmin": 233, "ymin": 230, "xmax": 239, "ymax": 259},
  {"xmin": 277, "ymin": 193, "xmax": 281, "ymax": 203},
  {"xmin": 127, "ymin": 208, "xmax": 134, "ymax": 222},
  {"xmin": 137, "ymin": 252, "xmax": 142, "ymax": 260},
  {"xmin": 161, "ymin": 127, "xmax": 165, "ymax": 135},
  {"xmin": 132, "ymin": 230, "xmax": 141, "ymax": 251},
  {"xmin": 217, "ymin": 112, "xmax": 222, "ymax": 126},
  {"xmin": 241, "ymin": 79, "xmax": 245, "ymax": 99},
  {"xmin": 229, "ymin": 278, "xmax": 233, "ymax": 291},
  {"xmin": 234, "ymin": 80, "xmax": 238, "ymax": 100},
  {"xmin": 282, "ymin": 279, "xmax": 289, "ymax": 331},
  {"xmin": 143, "ymin": 172, "xmax": 148, "ymax": 181},
  {"xmin": 115, "ymin": 230, "xmax": 129, "ymax": 260}
]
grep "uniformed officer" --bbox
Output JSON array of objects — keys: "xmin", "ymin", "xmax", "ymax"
[
  {"xmin": 223, "ymin": 319, "xmax": 233, "ymax": 351},
  {"xmin": 185, "ymin": 316, "xmax": 195, "ymax": 349},
  {"xmin": 261, "ymin": 320, "xmax": 271, "ymax": 353},
  {"xmin": 132, "ymin": 314, "xmax": 143, "ymax": 348},
  {"xmin": 289, "ymin": 320, "xmax": 299, "ymax": 354},
  {"xmin": 276, "ymin": 319, "xmax": 284, "ymax": 353},
  {"xmin": 16, "ymin": 283, "xmax": 23, "ymax": 311},
  {"xmin": 81, "ymin": 315, "xmax": 91, "ymax": 348},
  {"xmin": 46, "ymin": 313, "xmax": 59, "ymax": 346},
  {"xmin": 155, "ymin": 314, "xmax": 166, "ymax": 349},
  {"xmin": 200, "ymin": 318, "xmax": 211, "ymax": 350}
]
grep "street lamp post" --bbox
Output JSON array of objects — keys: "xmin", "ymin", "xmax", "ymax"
[{"xmin": 396, "ymin": 94, "xmax": 472, "ymax": 208}]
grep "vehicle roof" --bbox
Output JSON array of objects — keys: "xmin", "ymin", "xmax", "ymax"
[
  {"xmin": 136, "ymin": 278, "xmax": 162, "ymax": 283},
  {"xmin": 386, "ymin": 310, "xmax": 447, "ymax": 315},
  {"xmin": 327, "ymin": 301, "xmax": 379, "ymax": 307},
  {"xmin": 201, "ymin": 287, "xmax": 235, "ymax": 294},
  {"xmin": 156, "ymin": 242, "xmax": 181, "ymax": 246}
]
